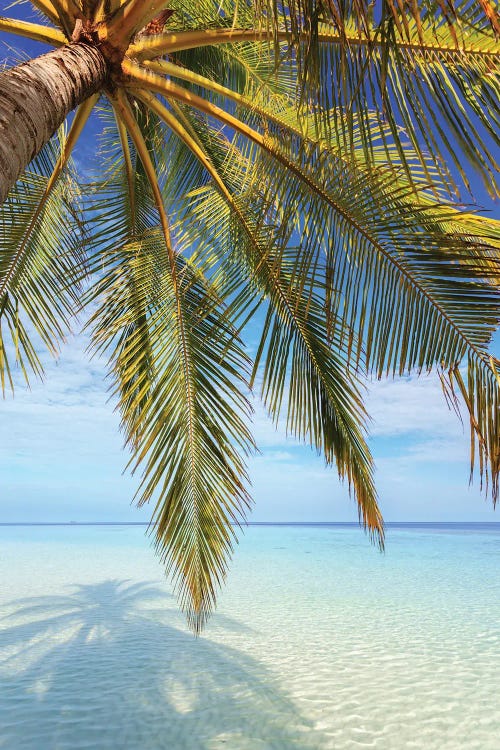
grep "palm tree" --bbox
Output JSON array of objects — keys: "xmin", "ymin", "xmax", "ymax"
[{"xmin": 0, "ymin": 0, "xmax": 499, "ymax": 631}]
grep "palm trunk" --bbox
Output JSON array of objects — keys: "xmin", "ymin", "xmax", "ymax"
[{"xmin": 0, "ymin": 42, "xmax": 108, "ymax": 204}]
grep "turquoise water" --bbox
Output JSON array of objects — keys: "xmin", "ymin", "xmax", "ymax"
[{"xmin": 0, "ymin": 524, "xmax": 498, "ymax": 749}]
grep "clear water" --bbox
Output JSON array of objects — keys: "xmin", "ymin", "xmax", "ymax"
[{"xmin": 0, "ymin": 524, "xmax": 498, "ymax": 749}]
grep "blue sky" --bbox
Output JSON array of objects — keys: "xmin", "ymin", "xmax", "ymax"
[{"xmin": 0, "ymin": 8, "xmax": 499, "ymax": 523}]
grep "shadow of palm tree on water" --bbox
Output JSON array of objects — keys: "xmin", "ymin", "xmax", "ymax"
[{"xmin": 0, "ymin": 580, "xmax": 325, "ymax": 749}]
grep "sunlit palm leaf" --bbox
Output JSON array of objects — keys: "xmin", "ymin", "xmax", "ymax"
[
  {"xmin": 163, "ymin": 102, "xmax": 500, "ymax": 506},
  {"xmin": 0, "ymin": 130, "xmax": 86, "ymax": 391},
  {"xmin": 90, "ymin": 228, "xmax": 254, "ymax": 632},
  {"xmin": 153, "ymin": 107, "xmax": 384, "ymax": 541},
  {"xmin": 130, "ymin": 2, "xmax": 499, "ymax": 196}
]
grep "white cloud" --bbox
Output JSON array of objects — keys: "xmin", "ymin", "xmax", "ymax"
[
  {"xmin": 249, "ymin": 399, "xmax": 296, "ymax": 449},
  {"xmin": 365, "ymin": 372, "xmax": 460, "ymax": 438},
  {"xmin": 254, "ymin": 450, "xmax": 295, "ymax": 463}
]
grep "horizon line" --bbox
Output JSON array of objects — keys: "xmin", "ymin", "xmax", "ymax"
[{"xmin": 1, "ymin": 520, "xmax": 499, "ymax": 526}]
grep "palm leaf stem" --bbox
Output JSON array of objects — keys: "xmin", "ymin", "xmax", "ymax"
[
  {"xmin": 29, "ymin": 0, "xmax": 60, "ymax": 27},
  {"xmin": 42, "ymin": 0, "xmax": 79, "ymax": 38},
  {"xmin": 129, "ymin": 26, "xmax": 500, "ymax": 61},
  {"xmin": 105, "ymin": 0, "xmax": 172, "ymax": 49},
  {"xmin": 55, "ymin": 0, "xmax": 81, "ymax": 26},
  {"xmin": 112, "ymin": 106, "xmax": 137, "ymax": 231},
  {"xmin": 0, "ymin": 17, "xmax": 65, "ymax": 47},
  {"xmin": 93, "ymin": 0, "xmax": 122, "ymax": 24},
  {"xmin": 109, "ymin": 91, "xmax": 175, "ymax": 269},
  {"xmin": 107, "ymin": 92, "xmax": 189, "ymax": 436}
]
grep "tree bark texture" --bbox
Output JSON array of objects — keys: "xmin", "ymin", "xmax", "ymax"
[{"xmin": 0, "ymin": 43, "xmax": 108, "ymax": 204}]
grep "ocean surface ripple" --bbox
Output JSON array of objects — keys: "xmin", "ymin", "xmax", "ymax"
[{"xmin": 0, "ymin": 524, "xmax": 498, "ymax": 749}]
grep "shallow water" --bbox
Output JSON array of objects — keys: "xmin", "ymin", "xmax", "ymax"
[{"xmin": 0, "ymin": 524, "xmax": 498, "ymax": 749}]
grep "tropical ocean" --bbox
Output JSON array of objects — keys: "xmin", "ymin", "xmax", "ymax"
[{"xmin": 0, "ymin": 523, "xmax": 498, "ymax": 750}]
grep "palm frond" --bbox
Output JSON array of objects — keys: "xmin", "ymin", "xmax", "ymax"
[
  {"xmin": 134, "ymin": 76, "xmax": 500, "ymax": 505},
  {"xmin": 130, "ymin": 3, "xmax": 500, "ymax": 196},
  {"xmin": 0, "ymin": 123, "xmax": 90, "ymax": 391},
  {"xmin": 134, "ymin": 93, "xmax": 384, "ymax": 542},
  {"xmin": 89, "ymin": 228, "xmax": 254, "ymax": 633},
  {"xmin": 86, "ymin": 95, "xmax": 254, "ymax": 631}
]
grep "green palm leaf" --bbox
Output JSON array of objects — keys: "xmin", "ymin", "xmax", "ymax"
[
  {"xmin": 245, "ymin": 2, "xmax": 500, "ymax": 191},
  {"xmin": 0, "ymin": 129, "xmax": 86, "ymax": 391},
  {"xmin": 90, "ymin": 229, "xmax": 254, "ymax": 632},
  {"xmin": 168, "ymin": 105, "xmax": 500, "ymax": 506},
  {"xmin": 162, "ymin": 111, "xmax": 384, "ymax": 541}
]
